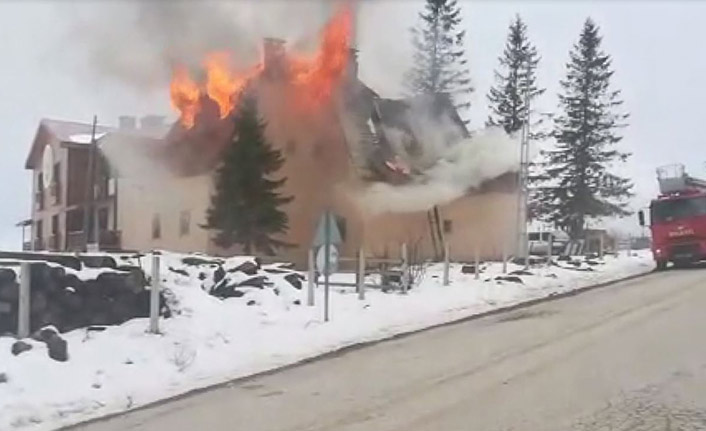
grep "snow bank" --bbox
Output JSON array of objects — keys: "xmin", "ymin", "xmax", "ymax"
[{"xmin": 0, "ymin": 251, "xmax": 653, "ymax": 430}]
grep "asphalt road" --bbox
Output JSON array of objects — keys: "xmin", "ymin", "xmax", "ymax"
[{"xmin": 71, "ymin": 267, "xmax": 706, "ymax": 431}]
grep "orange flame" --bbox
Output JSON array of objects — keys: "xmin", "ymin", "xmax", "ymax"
[
  {"xmin": 204, "ymin": 52, "xmax": 260, "ymax": 120},
  {"xmin": 169, "ymin": 3, "xmax": 353, "ymax": 128},
  {"xmin": 289, "ymin": 4, "xmax": 353, "ymax": 108},
  {"xmin": 169, "ymin": 66, "xmax": 200, "ymax": 129}
]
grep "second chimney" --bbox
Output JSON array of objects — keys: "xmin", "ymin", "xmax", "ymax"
[
  {"xmin": 118, "ymin": 115, "xmax": 137, "ymax": 131},
  {"xmin": 263, "ymin": 37, "xmax": 286, "ymax": 80}
]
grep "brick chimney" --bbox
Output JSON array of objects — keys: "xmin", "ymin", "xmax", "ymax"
[
  {"xmin": 263, "ymin": 37, "xmax": 286, "ymax": 80},
  {"xmin": 118, "ymin": 115, "xmax": 136, "ymax": 131},
  {"xmin": 140, "ymin": 115, "xmax": 165, "ymax": 131}
]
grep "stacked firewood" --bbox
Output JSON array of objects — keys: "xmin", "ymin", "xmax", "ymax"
[{"xmin": 0, "ymin": 262, "xmax": 169, "ymax": 335}]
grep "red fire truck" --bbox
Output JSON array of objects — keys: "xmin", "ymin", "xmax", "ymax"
[{"xmin": 639, "ymin": 164, "xmax": 706, "ymax": 270}]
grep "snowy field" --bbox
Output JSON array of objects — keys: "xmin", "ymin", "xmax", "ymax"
[{"xmin": 0, "ymin": 250, "xmax": 653, "ymax": 430}]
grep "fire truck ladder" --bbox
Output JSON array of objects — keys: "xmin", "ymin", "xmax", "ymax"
[{"xmin": 657, "ymin": 164, "xmax": 706, "ymax": 195}]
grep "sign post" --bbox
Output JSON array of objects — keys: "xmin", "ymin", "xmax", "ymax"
[{"xmin": 313, "ymin": 210, "xmax": 342, "ymax": 322}]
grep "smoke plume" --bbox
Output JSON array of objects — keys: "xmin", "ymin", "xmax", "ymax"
[
  {"xmin": 65, "ymin": 1, "xmax": 339, "ymax": 89},
  {"xmin": 356, "ymin": 100, "xmax": 524, "ymax": 214}
]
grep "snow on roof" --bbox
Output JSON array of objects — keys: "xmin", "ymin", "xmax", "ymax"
[
  {"xmin": 41, "ymin": 119, "xmax": 115, "ymax": 144},
  {"xmin": 67, "ymin": 132, "xmax": 108, "ymax": 144}
]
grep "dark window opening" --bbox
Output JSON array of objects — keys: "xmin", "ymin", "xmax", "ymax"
[
  {"xmin": 335, "ymin": 215, "xmax": 347, "ymax": 242},
  {"xmin": 98, "ymin": 208, "xmax": 109, "ymax": 231},
  {"xmin": 66, "ymin": 209, "xmax": 84, "ymax": 233},
  {"xmin": 35, "ymin": 220, "xmax": 43, "ymax": 240},
  {"xmin": 53, "ymin": 162, "xmax": 61, "ymax": 204},
  {"xmin": 36, "ymin": 174, "xmax": 44, "ymax": 210},
  {"xmin": 180, "ymin": 210, "xmax": 191, "ymax": 237},
  {"xmin": 443, "ymin": 219, "xmax": 452, "ymax": 234},
  {"xmin": 152, "ymin": 214, "xmax": 161, "ymax": 240},
  {"xmin": 286, "ymin": 140, "xmax": 296, "ymax": 155}
]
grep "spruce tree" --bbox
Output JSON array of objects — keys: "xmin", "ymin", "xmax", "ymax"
[
  {"xmin": 487, "ymin": 15, "xmax": 546, "ymax": 221},
  {"xmin": 539, "ymin": 19, "xmax": 632, "ymax": 238},
  {"xmin": 486, "ymin": 15, "xmax": 545, "ymax": 137},
  {"xmin": 204, "ymin": 97, "xmax": 292, "ymax": 255},
  {"xmin": 405, "ymin": 0, "xmax": 473, "ymax": 120}
]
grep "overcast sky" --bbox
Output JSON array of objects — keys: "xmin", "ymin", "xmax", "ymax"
[{"xmin": 1, "ymin": 0, "xmax": 705, "ymax": 249}]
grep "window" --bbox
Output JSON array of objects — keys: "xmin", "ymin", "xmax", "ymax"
[
  {"xmin": 66, "ymin": 208, "xmax": 84, "ymax": 233},
  {"xmin": 36, "ymin": 174, "xmax": 44, "ymax": 210},
  {"xmin": 335, "ymin": 215, "xmax": 347, "ymax": 242},
  {"xmin": 312, "ymin": 142, "xmax": 324, "ymax": 158},
  {"xmin": 152, "ymin": 214, "xmax": 161, "ymax": 239},
  {"xmin": 286, "ymin": 140, "xmax": 296, "ymax": 155},
  {"xmin": 35, "ymin": 220, "xmax": 43, "ymax": 240},
  {"xmin": 98, "ymin": 208, "xmax": 109, "ymax": 231},
  {"xmin": 443, "ymin": 219, "xmax": 452, "ymax": 234},
  {"xmin": 53, "ymin": 162, "xmax": 61, "ymax": 204},
  {"xmin": 180, "ymin": 210, "xmax": 191, "ymax": 237},
  {"xmin": 51, "ymin": 215, "xmax": 59, "ymax": 250}
]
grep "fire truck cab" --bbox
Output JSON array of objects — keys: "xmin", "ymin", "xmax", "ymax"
[{"xmin": 640, "ymin": 164, "xmax": 706, "ymax": 270}]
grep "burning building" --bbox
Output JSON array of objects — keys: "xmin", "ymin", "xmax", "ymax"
[{"xmin": 21, "ymin": 5, "xmax": 519, "ymax": 265}]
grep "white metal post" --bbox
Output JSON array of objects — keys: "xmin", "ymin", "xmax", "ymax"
[
  {"xmin": 357, "ymin": 248, "xmax": 365, "ymax": 300},
  {"xmin": 474, "ymin": 246, "xmax": 480, "ymax": 280},
  {"xmin": 18, "ymin": 263, "xmax": 31, "ymax": 339},
  {"xmin": 401, "ymin": 243, "xmax": 409, "ymax": 294},
  {"xmin": 443, "ymin": 241, "xmax": 450, "ymax": 286},
  {"xmin": 307, "ymin": 248, "xmax": 315, "ymax": 306},
  {"xmin": 324, "ymin": 211, "xmax": 331, "ymax": 322},
  {"xmin": 599, "ymin": 234, "xmax": 605, "ymax": 259},
  {"xmin": 547, "ymin": 233, "xmax": 553, "ymax": 267},
  {"xmin": 149, "ymin": 253, "xmax": 160, "ymax": 334},
  {"xmin": 502, "ymin": 239, "xmax": 508, "ymax": 274}
]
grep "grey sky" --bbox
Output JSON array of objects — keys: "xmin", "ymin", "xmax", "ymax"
[{"xmin": 1, "ymin": 0, "xmax": 704, "ymax": 249}]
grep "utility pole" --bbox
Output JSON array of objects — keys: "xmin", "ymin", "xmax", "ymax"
[
  {"xmin": 516, "ymin": 84, "xmax": 531, "ymax": 268},
  {"xmin": 83, "ymin": 115, "xmax": 98, "ymax": 251}
]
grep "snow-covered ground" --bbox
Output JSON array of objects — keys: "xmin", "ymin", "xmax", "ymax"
[{"xmin": 0, "ymin": 251, "xmax": 653, "ymax": 430}]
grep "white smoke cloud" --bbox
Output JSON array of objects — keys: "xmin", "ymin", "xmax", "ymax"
[{"xmin": 356, "ymin": 119, "xmax": 524, "ymax": 215}]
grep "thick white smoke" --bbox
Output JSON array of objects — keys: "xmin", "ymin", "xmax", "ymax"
[{"xmin": 356, "ymin": 101, "xmax": 525, "ymax": 215}]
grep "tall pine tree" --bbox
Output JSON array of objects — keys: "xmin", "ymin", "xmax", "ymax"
[
  {"xmin": 486, "ymin": 15, "xmax": 544, "ymax": 137},
  {"xmin": 486, "ymin": 15, "xmax": 546, "ymax": 220},
  {"xmin": 204, "ymin": 97, "xmax": 292, "ymax": 255},
  {"xmin": 405, "ymin": 0, "xmax": 473, "ymax": 120},
  {"xmin": 539, "ymin": 19, "xmax": 632, "ymax": 238}
]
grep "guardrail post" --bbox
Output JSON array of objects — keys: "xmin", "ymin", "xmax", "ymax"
[
  {"xmin": 357, "ymin": 248, "xmax": 366, "ymax": 300},
  {"xmin": 401, "ymin": 243, "xmax": 409, "ymax": 294},
  {"xmin": 474, "ymin": 246, "xmax": 480, "ymax": 280},
  {"xmin": 599, "ymin": 234, "xmax": 605, "ymax": 259},
  {"xmin": 502, "ymin": 239, "xmax": 508, "ymax": 274},
  {"xmin": 307, "ymin": 248, "xmax": 315, "ymax": 306},
  {"xmin": 149, "ymin": 252, "xmax": 160, "ymax": 334},
  {"xmin": 443, "ymin": 242, "xmax": 450, "ymax": 286},
  {"xmin": 547, "ymin": 233, "xmax": 553, "ymax": 267},
  {"xmin": 18, "ymin": 262, "xmax": 31, "ymax": 339}
]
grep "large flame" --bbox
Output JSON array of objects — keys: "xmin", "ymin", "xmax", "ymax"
[
  {"xmin": 204, "ymin": 52, "xmax": 261, "ymax": 120},
  {"xmin": 169, "ymin": 66, "xmax": 200, "ymax": 129},
  {"xmin": 289, "ymin": 4, "xmax": 353, "ymax": 109},
  {"xmin": 169, "ymin": 3, "xmax": 353, "ymax": 129}
]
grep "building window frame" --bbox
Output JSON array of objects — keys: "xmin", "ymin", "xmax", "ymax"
[
  {"xmin": 152, "ymin": 214, "xmax": 161, "ymax": 240},
  {"xmin": 179, "ymin": 210, "xmax": 191, "ymax": 237}
]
